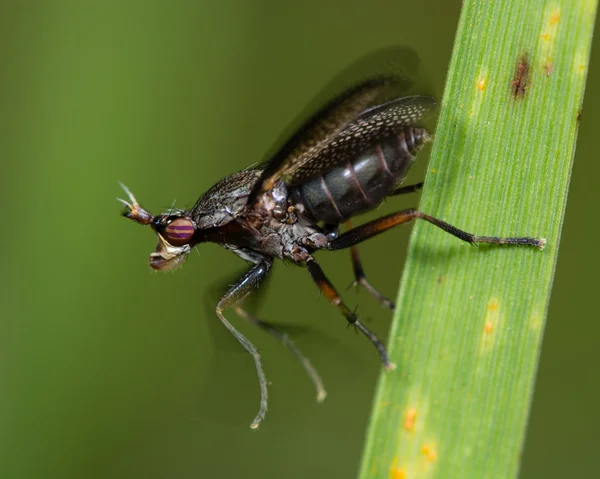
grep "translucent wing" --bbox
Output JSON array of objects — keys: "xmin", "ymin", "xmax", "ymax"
[
  {"xmin": 288, "ymin": 95, "xmax": 437, "ymax": 185},
  {"xmin": 249, "ymin": 46, "xmax": 428, "ymax": 202}
]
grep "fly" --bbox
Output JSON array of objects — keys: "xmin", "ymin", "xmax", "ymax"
[{"xmin": 118, "ymin": 47, "xmax": 545, "ymax": 429}]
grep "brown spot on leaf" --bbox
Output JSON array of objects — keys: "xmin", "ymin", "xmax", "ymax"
[{"xmin": 512, "ymin": 54, "xmax": 530, "ymax": 99}]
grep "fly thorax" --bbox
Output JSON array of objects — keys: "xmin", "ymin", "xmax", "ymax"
[
  {"xmin": 191, "ymin": 169, "xmax": 261, "ymax": 229},
  {"xmin": 264, "ymin": 180, "xmax": 298, "ymax": 225}
]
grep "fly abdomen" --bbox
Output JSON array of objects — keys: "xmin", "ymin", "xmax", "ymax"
[{"xmin": 295, "ymin": 127, "xmax": 431, "ymax": 224}]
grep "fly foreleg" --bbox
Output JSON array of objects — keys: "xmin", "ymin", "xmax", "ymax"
[
  {"xmin": 216, "ymin": 259, "xmax": 272, "ymax": 429},
  {"xmin": 233, "ymin": 306, "xmax": 327, "ymax": 403}
]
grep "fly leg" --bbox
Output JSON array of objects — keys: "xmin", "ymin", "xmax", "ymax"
[
  {"xmin": 342, "ymin": 184, "xmax": 424, "ymax": 310},
  {"xmin": 345, "ymin": 221, "xmax": 395, "ymax": 311},
  {"xmin": 306, "ymin": 258, "xmax": 395, "ymax": 371},
  {"xmin": 233, "ymin": 306, "xmax": 327, "ymax": 403},
  {"xmin": 216, "ymin": 260, "xmax": 272, "ymax": 429},
  {"xmin": 390, "ymin": 182, "xmax": 423, "ymax": 196},
  {"xmin": 329, "ymin": 209, "xmax": 546, "ymax": 250}
]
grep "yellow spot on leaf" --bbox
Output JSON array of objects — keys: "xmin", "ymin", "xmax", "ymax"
[
  {"xmin": 391, "ymin": 469, "xmax": 406, "ymax": 479},
  {"xmin": 431, "ymin": 168, "xmax": 437, "ymax": 174},
  {"xmin": 481, "ymin": 298, "xmax": 500, "ymax": 352},
  {"xmin": 573, "ymin": 49, "xmax": 587, "ymax": 76},
  {"xmin": 421, "ymin": 444, "xmax": 438, "ymax": 463},
  {"xmin": 404, "ymin": 408, "xmax": 417, "ymax": 432},
  {"xmin": 530, "ymin": 311, "xmax": 544, "ymax": 331},
  {"xmin": 539, "ymin": 6, "xmax": 560, "ymax": 75},
  {"xmin": 389, "ymin": 456, "xmax": 406, "ymax": 479},
  {"xmin": 471, "ymin": 70, "xmax": 487, "ymax": 116}
]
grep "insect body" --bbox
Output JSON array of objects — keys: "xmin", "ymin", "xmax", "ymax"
[
  {"xmin": 294, "ymin": 124, "xmax": 429, "ymax": 224},
  {"xmin": 119, "ymin": 50, "xmax": 545, "ymax": 429}
]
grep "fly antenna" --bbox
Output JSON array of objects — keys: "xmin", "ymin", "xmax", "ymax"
[{"xmin": 117, "ymin": 181, "xmax": 154, "ymax": 225}]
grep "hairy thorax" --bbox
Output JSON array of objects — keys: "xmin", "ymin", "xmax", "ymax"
[{"xmin": 217, "ymin": 178, "xmax": 329, "ymax": 264}]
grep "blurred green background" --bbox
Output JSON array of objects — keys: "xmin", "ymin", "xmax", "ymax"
[{"xmin": 0, "ymin": 1, "xmax": 597, "ymax": 478}]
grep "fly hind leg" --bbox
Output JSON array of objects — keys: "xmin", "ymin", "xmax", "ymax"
[{"xmin": 329, "ymin": 209, "xmax": 546, "ymax": 251}]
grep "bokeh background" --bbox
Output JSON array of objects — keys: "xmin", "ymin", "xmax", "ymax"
[{"xmin": 1, "ymin": 1, "xmax": 597, "ymax": 478}]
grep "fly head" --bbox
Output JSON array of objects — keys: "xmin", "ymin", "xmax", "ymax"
[{"xmin": 118, "ymin": 182, "xmax": 197, "ymax": 271}]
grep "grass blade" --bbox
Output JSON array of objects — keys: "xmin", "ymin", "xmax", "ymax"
[{"xmin": 359, "ymin": 1, "xmax": 597, "ymax": 478}]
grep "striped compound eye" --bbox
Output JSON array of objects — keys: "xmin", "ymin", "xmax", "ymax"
[{"xmin": 163, "ymin": 217, "xmax": 195, "ymax": 245}]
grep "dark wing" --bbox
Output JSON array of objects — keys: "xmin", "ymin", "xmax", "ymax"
[
  {"xmin": 249, "ymin": 78, "xmax": 394, "ymax": 202},
  {"xmin": 249, "ymin": 46, "xmax": 428, "ymax": 203},
  {"xmin": 288, "ymin": 95, "xmax": 437, "ymax": 185}
]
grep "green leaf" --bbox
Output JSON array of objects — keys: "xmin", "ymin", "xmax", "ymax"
[{"xmin": 358, "ymin": 1, "xmax": 597, "ymax": 478}]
